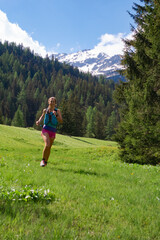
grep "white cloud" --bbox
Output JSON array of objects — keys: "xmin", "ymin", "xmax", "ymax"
[
  {"xmin": 93, "ymin": 32, "xmax": 133, "ymax": 57},
  {"xmin": 0, "ymin": 10, "xmax": 134, "ymax": 58},
  {"xmin": 0, "ymin": 10, "xmax": 49, "ymax": 57}
]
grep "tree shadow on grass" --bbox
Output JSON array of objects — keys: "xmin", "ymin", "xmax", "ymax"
[
  {"xmin": 51, "ymin": 166, "xmax": 108, "ymax": 178},
  {"xmin": 70, "ymin": 136, "xmax": 95, "ymax": 145}
]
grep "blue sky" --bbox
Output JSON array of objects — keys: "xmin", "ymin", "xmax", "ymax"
[{"xmin": 0, "ymin": 0, "xmax": 140, "ymax": 56}]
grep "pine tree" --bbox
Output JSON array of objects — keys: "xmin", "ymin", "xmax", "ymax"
[
  {"xmin": 114, "ymin": 0, "xmax": 160, "ymax": 165},
  {"xmin": 11, "ymin": 105, "xmax": 25, "ymax": 127},
  {"xmin": 58, "ymin": 98, "xmax": 72, "ymax": 135},
  {"xmin": 94, "ymin": 108, "xmax": 105, "ymax": 139},
  {"xmin": 105, "ymin": 111, "xmax": 117, "ymax": 140},
  {"xmin": 86, "ymin": 106, "xmax": 95, "ymax": 138}
]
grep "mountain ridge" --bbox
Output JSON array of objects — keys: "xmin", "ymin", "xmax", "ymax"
[{"xmin": 54, "ymin": 48, "xmax": 124, "ymax": 80}]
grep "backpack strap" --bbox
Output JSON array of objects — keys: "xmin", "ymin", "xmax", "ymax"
[
  {"xmin": 54, "ymin": 107, "xmax": 58, "ymax": 117},
  {"xmin": 46, "ymin": 107, "xmax": 57, "ymax": 113}
]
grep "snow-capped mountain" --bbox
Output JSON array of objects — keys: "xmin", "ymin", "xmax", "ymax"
[{"xmin": 54, "ymin": 49, "xmax": 124, "ymax": 80}]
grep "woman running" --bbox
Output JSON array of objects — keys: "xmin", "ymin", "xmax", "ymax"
[{"xmin": 36, "ymin": 97, "xmax": 63, "ymax": 167}]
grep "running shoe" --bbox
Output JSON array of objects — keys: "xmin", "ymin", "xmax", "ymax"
[{"xmin": 40, "ymin": 160, "xmax": 47, "ymax": 167}]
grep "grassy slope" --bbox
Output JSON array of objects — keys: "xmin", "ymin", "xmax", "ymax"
[{"xmin": 0, "ymin": 124, "xmax": 159, "ymax": 240}]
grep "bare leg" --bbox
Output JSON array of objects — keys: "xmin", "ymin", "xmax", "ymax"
[
  {"xmin": 44, "ymin": 138, "xmax": 54, "ymax": 162},
  {"xmin": 41, "ymin": 133, "xmax": 54, "ymax": 162}
]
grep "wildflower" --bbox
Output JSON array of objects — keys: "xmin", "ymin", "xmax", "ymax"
[
  {"xmin": 44, "ymin": 190, "xmax": 47, "ymax": 195},
  {"xmin": 25, "ymin": 195, "xmax": 30, "ymax": 199}
]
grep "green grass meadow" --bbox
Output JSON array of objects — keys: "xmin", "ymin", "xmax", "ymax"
[{"xmin": 0, "ymin": 124, "xmax": 159, "ymax": 240}]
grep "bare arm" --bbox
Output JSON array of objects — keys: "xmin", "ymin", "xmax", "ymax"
[
  {"xmin": 56, "ymin": 109, "xmax": 63, "ymax": 123},
  {"xmin": 36, "ymin": 109, "xmax": 46, "ymax": 126}
]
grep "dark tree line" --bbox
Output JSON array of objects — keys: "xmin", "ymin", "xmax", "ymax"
[
  {"xmin": 0, "ymin": 41, "xmax": 119, "ymax": 139},
  {"xmin": 114, "ymin": 0, "xmax": 160, "ymax": 165}
]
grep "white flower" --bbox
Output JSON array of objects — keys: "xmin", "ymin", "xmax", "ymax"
[
  {"xmin": 44, "ymin": 190, "xmax": 47, "ymax": 195},
  {"xmin": 25, "ymin": 195, "xmax": 30, "ymax": 199}
]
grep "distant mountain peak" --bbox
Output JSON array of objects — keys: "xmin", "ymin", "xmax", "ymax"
[{"xmin": 54, "ymin": 48, "xmax": 124, "ymax": 80}]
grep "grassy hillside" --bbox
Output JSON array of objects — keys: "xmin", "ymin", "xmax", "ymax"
[{"xmin": 0, "ymin": 124, "xmax": 159, "ymax": 240}]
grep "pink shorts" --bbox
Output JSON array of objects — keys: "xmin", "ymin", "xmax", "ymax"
[{"xmin": 41, "ymin": 128, "xmax": 56, "ymax": 138}]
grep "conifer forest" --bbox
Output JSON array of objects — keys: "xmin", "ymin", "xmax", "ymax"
[{"xmin": 0, "ymin": 41, "xmax": 118, "ymax": 139}]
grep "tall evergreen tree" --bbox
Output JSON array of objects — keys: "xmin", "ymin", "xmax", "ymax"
[
  {"xmin": 11, "ymin": 105, "xmax": 25, "ymax": 127},
  {"xmin": 94, "ymin": 108, "xmax": 106, "ymax": 139},
  {"xmin": 86, "ymin": 106, "xmax": 95, "ymax": 138},
  {"xmin": 105, "ymin": 111, "xmax": 117, "ymax": 140},
  {"xmin": 114, "ymin": 0, "xmax": 160, "ymax": 164}
]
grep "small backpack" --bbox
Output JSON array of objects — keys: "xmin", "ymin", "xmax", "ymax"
[{"xmin": 44, "ymin": 108, "xmax": 58, "ymax": 127}]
